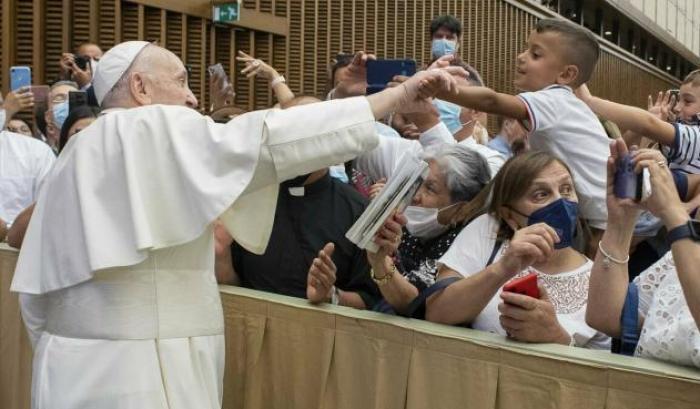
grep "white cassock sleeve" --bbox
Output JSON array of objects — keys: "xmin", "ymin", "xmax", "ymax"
[{"xmin": 11, "ymin": 97, "xmax": 377, "ymax": 295}]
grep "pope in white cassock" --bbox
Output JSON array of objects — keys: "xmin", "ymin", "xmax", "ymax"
[{"xmin": 10, "ymin": 41, "xmax": 462, "ymax": 408}]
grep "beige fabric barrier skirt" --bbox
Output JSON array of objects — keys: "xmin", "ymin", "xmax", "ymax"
[{"xmin": 2, "ymin": 245, "xmax": 700, "ymax": 409}]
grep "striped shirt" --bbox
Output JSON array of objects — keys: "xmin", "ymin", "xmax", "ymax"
[{"xmin": 664, "ymin": 123, "xmax": 700, "ymax": 174}]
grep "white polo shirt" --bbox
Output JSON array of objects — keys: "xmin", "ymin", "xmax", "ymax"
[
  {"xmin": 0, "ymin": 130, "xmax": 55, "ymax": 223},
  {"xmin": 518, "ymin": 85, "xmax": 609, "ymax": 229}
]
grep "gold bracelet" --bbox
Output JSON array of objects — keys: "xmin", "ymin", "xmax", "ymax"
[{"xmin": 371, "ymin": 263, "xmax": 396, "ymax": 286}]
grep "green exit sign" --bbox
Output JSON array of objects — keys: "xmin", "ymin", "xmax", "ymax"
[{"xmin": 213, "ymin": 2, "xmax": 240, "ymax": 23}]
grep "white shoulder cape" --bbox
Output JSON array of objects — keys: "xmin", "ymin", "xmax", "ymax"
[{"xmin": 11, "ymin": 100, "xmax": 376, "ymax": 294}]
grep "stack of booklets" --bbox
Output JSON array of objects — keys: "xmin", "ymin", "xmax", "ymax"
[{"xmin": 346, "ymin": 152, "xmax": 429, "ymax": 252}]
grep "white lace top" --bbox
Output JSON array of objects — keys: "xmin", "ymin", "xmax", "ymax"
[
  {"xmin": 439, "ymin": 214, "xmax": 610, "ymax": 349},
  {"xmin": 635, "ymin": 251, "xmax": 700, "ymax": 367}
]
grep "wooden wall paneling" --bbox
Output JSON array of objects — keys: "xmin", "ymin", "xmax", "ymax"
[
  {"xmin": 248, "ymin": 31, "xmax": 255, "ymax": 108},
  {"xmin": 287, "ymin": 0, "xmax": 301, "ymax": 95},
  {"xmin": 275, "ymin": 0, "xmax": 287, "ymax": 17},
  {"xmin": 181, "ymin": 13, "xmax": 188, "ymax": 59},
  {"xmin": 165, "ymin": 11, "xmax": 182, "ymax": 59},
  {"xmin": 252, "ymin": 31, "xmax": 270, "ymax": 108},
  {"xmin": 32, "ymin": 0, "xmax": 45, "ymax": 85},
  {"xmin": 159, "ymin": 9, "xmax": 167, "ymax": 47},
  {"xmin": 45, "ymin": 0, "xmax": 64, "ymax": 85},
  {"xmin": 145, "ymin": 6, "xmax": 162, "ymax": 44},
  {"xmin": 137, "ymin": 3, "xmax": 145, "ymax": 40},
  {"xmin": 355, "ymin": 0, "xmax": 365, "ymax": 53},
  {"xmin": 302, "ymin": 0, "xmax": 315, "ymax": 95},
  {"xmin": 341, "ymin": 0, "xmax": 351, "ymax": 54},
  {"xmin": 115, "ymin": 0, "xmax": 122, "ymax": 43},
  {"xmin": 185, "ymin": 15, "xmax": 204, "ymax": 106},
  {"xmin": 72, "ymin": 0, "xmax": 90, "ymax": 50},
  {"xmin": 0, "ymin": 0, "xmax": 5, "ymax": 92},
  {"xmin": 99, "ymin": 0, "xmax": 118, "ymax": 50},
  {"xmin": 314, "ymin": 0, "xmax": 327, "ymax": 97},
  {"xmin": 89, "ymin": 0, "xmax": 99, "ymax": 42},
  {"xmin": 234, "ymin": 30, "xmax": 251, "ymax": 109},
  {"xmin": 120, "ymin": 1, "xmax": 139, "ymax": 42},
  {"xmin": 203, "ymin": 20, "xmax": 211, "ymax": 110}
]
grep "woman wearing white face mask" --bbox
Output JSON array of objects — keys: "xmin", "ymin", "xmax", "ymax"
[{"xmin": 360, "ymin": 144, "xmax": 490, "ymax": 316}]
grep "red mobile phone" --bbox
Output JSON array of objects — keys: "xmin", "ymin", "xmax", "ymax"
[{"xmin": 503, "ymin": 273, "xmax": 540, "ymax": 298}]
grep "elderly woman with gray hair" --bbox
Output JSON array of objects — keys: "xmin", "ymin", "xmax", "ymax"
[{"xmin": 360, "ymin": 143, "xmax": 491, "ymax": 316}]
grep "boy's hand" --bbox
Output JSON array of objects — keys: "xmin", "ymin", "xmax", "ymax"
[{"xmin": 647, "ymin": 90, "xmax": 676, "ymax": 123}]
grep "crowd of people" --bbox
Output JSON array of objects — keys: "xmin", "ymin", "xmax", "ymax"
[{"xmin": 2, "ymin": 15, "xmax": 700, "ymax": 404}]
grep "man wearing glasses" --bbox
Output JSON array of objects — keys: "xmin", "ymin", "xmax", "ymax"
[{"xmin": 44, "ymin": 81, "xmax": 79, "ymax": 153}]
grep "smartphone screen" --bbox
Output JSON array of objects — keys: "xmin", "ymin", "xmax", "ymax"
[
  {"xmin": 31, "ymin": 85, "xmax": 50, "ymax": 114},
  {"xmin": 10, "ymin": 66, "xmax": 32, "ymax": 91},
  {"xmin": 366, "ymin": 59, "xmax": 417, "ymax": 95}
]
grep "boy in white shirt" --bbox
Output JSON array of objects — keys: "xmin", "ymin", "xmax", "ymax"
[{"xmin": 428, "ymin": 18, "xmax": 609, "ymax": 230}]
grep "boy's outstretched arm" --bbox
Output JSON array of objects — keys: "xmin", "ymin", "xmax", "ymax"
[
  {"xmin": 436, "ymin": 85, "xmax": 530, "ymax": 121},
  {"xmin": 576, "ymin": 84, "xmax": 676, "ymax": 146}
]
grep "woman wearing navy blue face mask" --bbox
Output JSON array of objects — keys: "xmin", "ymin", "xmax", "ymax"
[{"xmin": 426, "ymin": 151, "xmax": 610, "ymax": 349}]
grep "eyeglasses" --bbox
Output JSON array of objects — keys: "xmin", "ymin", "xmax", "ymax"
[{"xmin": 51, "ymin": 94, "xmax": 68, "ymax": 104}]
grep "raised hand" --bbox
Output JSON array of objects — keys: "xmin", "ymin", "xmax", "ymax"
[
  {"xmin": 493, "ymin": 223, "xmax": 559, "ymax": 280},
  {"xmin": 334, "ymin": 51, "xmax": 377, "ymax": 98},
  {"xmin": 648, "ymin": 90, "xmax": 677, "ymax": 123},
  {"xmin": 398, "ymin": 67, "xmax": 466, "ymax": 114},
  {"xmin": 367, "ymin": 211, "xmax": 406, "ymax": 267},
  {"xmin": 236, "ymin": 51, "xmax": 280, "ymax": 81},
  {"xmin": 3, "ymin": 87, "xmax": 34, "ymax": 118},
  {"xmin": 306, "ymin": 242, "xmax": 338, "ymax": 304}
]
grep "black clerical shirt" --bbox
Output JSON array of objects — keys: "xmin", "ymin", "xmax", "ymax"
[{"xmin": 232, "ymin": 173, "xmax": 380, "ymax": 307}]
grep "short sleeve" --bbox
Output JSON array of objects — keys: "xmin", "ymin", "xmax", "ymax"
[
  {"xmin": 633, "ymin": 251, "xmax": 675, "ymax": 318},
  {"xmin": 517, "ymin": 89, "xmax": 559, "ymax": 133},
  {"xmin": 438, "ymin": 214, "xmax": 499, "ymax": 277},
  {"xmin": 664, "ymin": 123, "xmax": 700, "ymax": 164}
]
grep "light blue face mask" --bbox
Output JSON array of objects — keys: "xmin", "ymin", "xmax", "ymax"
[
  {"xmin": 52, "ymin": 101, "xmax": 70, "ymax": 130},
  {"xmin": 434, "ymin": 99, "xmax": 465, "ymax": 134},
  {"xmin": 329, "ymin": 165, "xmax": 349, "ymax": 184},
  {"xmin": 431, "ymin": 38, "xmax": 457, "ymax": 59}
]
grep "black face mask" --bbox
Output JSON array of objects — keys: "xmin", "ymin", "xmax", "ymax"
[{"xmin": 282, "ymin": 173, "xmax": 312, "ymax": 188}]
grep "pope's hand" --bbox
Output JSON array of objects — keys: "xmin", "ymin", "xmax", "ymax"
[{"xmin": 396, "ymin": 67, "xmax": 466, "ymax": 114}]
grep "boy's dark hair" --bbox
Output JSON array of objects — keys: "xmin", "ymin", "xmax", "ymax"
[
  {"xmin": 430, "ymin": 15, "xmax": 462, "ymax": 37},
  {"xmin": 535, "ymin": 18, "xmax": 599, "ymax": 86}
]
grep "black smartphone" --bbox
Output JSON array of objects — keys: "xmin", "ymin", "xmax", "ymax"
[
  {"xmin": 74, "ymin": 55, "xmax": 90, "ymax": 71},
  {"xmin": 366, "ymin": 59, "xmax": 417, "ymax": 95},
  {"xmin": 68, "ymin": 91, "xmax": 88, "ymax": 112}
]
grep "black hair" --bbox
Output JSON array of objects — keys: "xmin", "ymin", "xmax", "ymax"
[
  {"xmin": 430, "ymin": 15, "xmax": 462, "ymax": 37},
  {"xmin": 59, "ymin": 105, "xmax": 101, "ymax": 152}
]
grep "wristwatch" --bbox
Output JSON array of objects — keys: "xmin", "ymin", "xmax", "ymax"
[{"xmin": 666, "ymin": 219, "xmax": 700, "ymax": 245}]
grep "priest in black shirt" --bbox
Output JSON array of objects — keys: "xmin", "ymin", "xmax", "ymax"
[
  {"xmin": 214, "ymin": 96, "xmax": 379, "ymax": 309},
  {"xmin": 224, "ymin": 168, "xmax": 379, "ymax": 308}
]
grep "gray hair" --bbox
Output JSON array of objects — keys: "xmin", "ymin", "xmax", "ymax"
[
  {"xmin": 422, "ymin": 144, "xmax": 491, "ymax": 203},
  {"xmin": 51, "ymin": 80, "xmax": 79, "ymax": 91}
]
